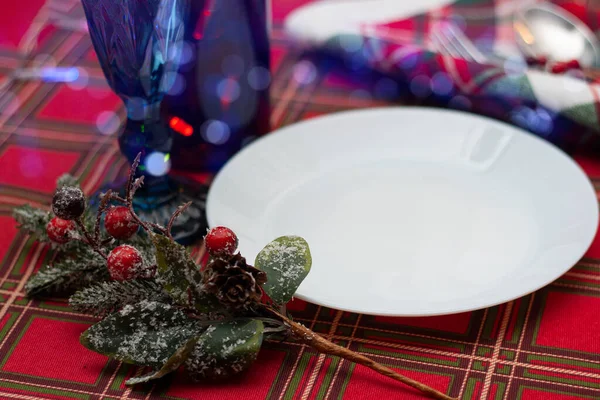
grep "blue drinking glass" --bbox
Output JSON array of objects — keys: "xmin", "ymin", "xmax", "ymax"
[{"xmin": 81, "ymin": 0, "xmax": 207, "ymax": 244}]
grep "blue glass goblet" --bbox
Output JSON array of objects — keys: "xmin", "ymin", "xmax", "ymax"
[{"xmin": 81, "ymin": 0, "xmax": 207, "ymax": 244}]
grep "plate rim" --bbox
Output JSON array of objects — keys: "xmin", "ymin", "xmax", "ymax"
[{"xmin": 207, "ymin": 106, "xmax": 599, "ymax": 316}]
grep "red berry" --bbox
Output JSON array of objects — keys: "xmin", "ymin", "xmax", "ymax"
[
  {"xmin": 107, "ymin": 245, "xmax": 144, "ymax": 281},
  {"xmin": 567, "ymin": 59, "xmax": 581, "ymax": 69},
  {"xmin": 46, "ymin": 217, "xmax": 76, "ymax": 244},
  {"xmin": 551, "ymin": 62, "xmax": 568, "ymax": 74},
  {"xmin": 205, "ymin": 226, "xmax": 238, "ymax": 256},
  {"xmin": 105, "ymin": 206, "xmax": 139, "ymax": 239}
]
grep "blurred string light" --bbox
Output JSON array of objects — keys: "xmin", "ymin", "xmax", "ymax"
[
  {"xmin": 145, "ymin": 152, "xmax": 171, "ymax": 176},
  {"xmin": 40, "ymin": 67, "xmax": 79, "ymax": 82},
  {"xmin": 67, "ymin": 68, "xmax": 88, "ymax": 90},
  {"xmin": 169, "ymin": 117, "xmax": 194, "ymax": 136}
]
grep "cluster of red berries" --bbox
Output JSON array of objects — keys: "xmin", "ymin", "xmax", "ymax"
[
  {"xmin": 525, "ymin": 55, "xmax": 582, "ymax": 74},
  {"xmin": 46, "ymin": 184, "xmax": 239, "ymax": 282},
  {"xmin": 46, "ymin": 187, "xmax": 143, "ymax": 281}
]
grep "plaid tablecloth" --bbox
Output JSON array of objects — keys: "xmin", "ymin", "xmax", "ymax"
[{"xmin": 1, "ymin": 1, "xmax": 600, "ymax": 399}]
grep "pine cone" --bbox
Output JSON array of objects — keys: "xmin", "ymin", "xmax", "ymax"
[{"xmin": 203, "ymin": 253, "xmax": 267, "ymax": 310}]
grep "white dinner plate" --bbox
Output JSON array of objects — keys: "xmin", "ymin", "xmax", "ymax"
[{"xmin": 206, "ymin": 108, "xmax": 598, "ymax": 316}]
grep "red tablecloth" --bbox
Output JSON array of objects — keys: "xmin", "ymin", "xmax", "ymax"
[{"xmin": 1, "ymin": 1, "xmax": 600, "ymax": 399}]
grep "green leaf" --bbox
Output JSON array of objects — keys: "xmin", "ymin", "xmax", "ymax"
[
  {"xmin": 125, "ymin": 335, "xmax": 200, "ymax": 385},
  {"xmin": 152, "ymin": 234, "xmax": 203, "ymax": 306},
  {"xmin": 255, "ymin": 236, "xmax": 312, "ymax": 305},
  {"xmin": 80, "ymin": 301, "xmax": 200, "ymax": 367},
  {"xmin": 185, "ymin": 319, "xmax": 264, "ymax": 380}
]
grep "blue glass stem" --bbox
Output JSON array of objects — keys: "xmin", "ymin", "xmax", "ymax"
[{"xmin": 118, "ymin": 100, "xmax": 173, "ymax": 183}]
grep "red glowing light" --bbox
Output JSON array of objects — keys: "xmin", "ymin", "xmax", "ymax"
[{"xmin": 170, "ymin": 117, "xmax": 194, "ymax": 137}]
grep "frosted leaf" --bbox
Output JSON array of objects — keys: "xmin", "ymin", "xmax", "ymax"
[
  {"xmin": 80, "ymin": 300, "xmax": 201, "ymax": 367},
  {"xmin": 152, "ymin": 234, "xmax": 203, "ymax": 306},
  {"xmin": 125, "ymin": 335, "xmax": 200, "ymax": 386},
  {"xmin": 255, "ymin": 236, "xmax": 311, "ymax": 305},
  {"xmin": 185, "ymin": 319, "xmax": 264, "ymax": 381}
]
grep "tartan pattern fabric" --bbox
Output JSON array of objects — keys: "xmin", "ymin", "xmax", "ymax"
[
  {"xmin": 0, "ymin": 0, "xmax": 600, "ymax": 399},
  {"xmin": 291, "ymin": 0, "xmax": 600, "ymax": 152}
]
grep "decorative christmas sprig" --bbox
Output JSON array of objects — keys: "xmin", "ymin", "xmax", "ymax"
[{"xmin": 14, "ymin": 154, "xmax": 455, "ymax": 400}]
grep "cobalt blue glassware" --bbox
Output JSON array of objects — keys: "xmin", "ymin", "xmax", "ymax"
[
  {"xmin": 164, "ymin": 0, "xmax": 271, "ymax": 172},
  {"xmin": 81, "ymin": 0, "xmax": 207, "ymax": 244}
]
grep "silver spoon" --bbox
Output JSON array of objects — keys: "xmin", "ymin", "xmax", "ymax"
[{"xmin": 513, "ymin": 2, "xmax": 600, "ymax": 68}]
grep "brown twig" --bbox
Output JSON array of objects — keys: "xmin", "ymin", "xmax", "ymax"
[
  {"xmin": 126, "ymin": 153, "xmax": 142, "ymax": 200},
  {"xmin": 267, "ymin": 308, "xmax": 456, "ymax": 400},
  {"xmin": 75, "ymin": 218, "xmax": 108, "ymax": 260},
  {"xmin": 95, "ymin": 189, "xmax": 112, "ymax": 242},
  {"xmin": 166, "ymin": 202, "xmax": 191, "ymax": 239}
]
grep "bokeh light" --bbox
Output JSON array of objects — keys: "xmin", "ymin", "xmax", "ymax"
[
  {"xmin": 170, "ymin": 117, "xmax": 194, "ymax": 136},
  {"xmin": 448, "ymin": 95, "xmax": 472, "ymax": 110},
  {"xmin": 179, "ymin": 41, "xmax": 195, "ymax": 65},
  {"xmin": 96, "ymin": 111, "xmax": 121, "ymax": 136},
  {"xmin": 40, "ymin": 67, "xmax": 79, "ymax": 83},
  {"xmin": 165, "ymin": 72, "xmax": 186, "ymax": 96},
  {"xmin": 217, "ymin": 78, "xmax": 241, "ymax": 103},
  {"xmin": 511, "ymin": 106, "xmax": 554, "ymax": 134},
  {"xmin": 534, "ymin": 108, "xmax": 554, "ymax": 134},
  {"xmin": 67, "ymin": 68, "xmax": 89, "ymax": 91},
  {"xmin": 293, "ymin": 60, "xmax": 317, "ymax": 85},
  {"xmin": 202, "ymin": 120, "xmax": 231, "ymax": 145},
  {"xmin": 145, "ymin": 152, "xmax": 171, "ymax": 176},
  {"xmin": 410, "ymin": 75, "xmax": 431, "ymax": 98},
  {"xmin": 248, "ymin": 66, "xmax": 271, "ymax": 90},
  {"xmin": 430, "ymin": 72, "xmax": 453, "ymax": 96}
]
